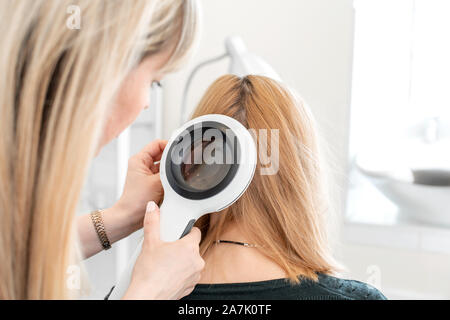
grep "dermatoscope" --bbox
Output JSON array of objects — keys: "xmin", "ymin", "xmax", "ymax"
[{"xmin": 108, "ymin": 114, "xmax": 257, "ymax": 299}]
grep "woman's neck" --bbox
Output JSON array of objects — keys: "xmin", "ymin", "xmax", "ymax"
[{"xmin": 199, "ymin": 224, "xmax": 286, "ymax": 284}]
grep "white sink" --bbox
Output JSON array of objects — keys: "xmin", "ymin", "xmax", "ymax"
[{"xmin": 355, "ymin": 139, "xmax": 450, "ymax": 227}]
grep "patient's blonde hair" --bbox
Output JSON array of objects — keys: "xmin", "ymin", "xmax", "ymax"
[
  {"xmin": 193, "ymin": 75, "xmax": 340, "ymax": 283},
  {"xmin": 0, "ymin": 0, "xmax": 200, "ymax": 299}
]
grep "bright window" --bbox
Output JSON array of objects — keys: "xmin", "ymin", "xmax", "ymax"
[
  {"xmin": 347, "ymin": 0, "xmax": 450, "ymax": 225},
  {"xmin": 350, "ymin": 0, "xmax": 450, "ymax": 155}
]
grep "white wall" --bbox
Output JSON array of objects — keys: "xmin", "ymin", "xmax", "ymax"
[
  {"xmin": 162, "ymin": 0, "xmax": 450, "ymax": 299},
  {"xmin": 163, "ymin": 0, "xmax": 354, "ymax": 151},
  {"xmin": 164, "ymin": 0, "xmax": 354, "ymax": 225}
]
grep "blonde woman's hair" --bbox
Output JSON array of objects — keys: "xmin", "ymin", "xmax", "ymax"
[
  {"xmin": 192, "ymin": 75, "xmax": 341, "ymax": 283},
  {"xmin": 0, "ymin": 0, "xmax": 200, "ymax": 299}
]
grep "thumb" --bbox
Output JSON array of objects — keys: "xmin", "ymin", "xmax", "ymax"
[{"xmin": 143, "ymin": 201, "xmax": 160, "ymax": 247}]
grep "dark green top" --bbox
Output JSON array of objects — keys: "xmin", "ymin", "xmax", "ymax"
[{"xmin": 182, "ymin": 274, "xmax": 386, "ymax": 300}]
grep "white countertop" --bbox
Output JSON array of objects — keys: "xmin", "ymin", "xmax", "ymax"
[{"xmin": 345, "ymin": 181, "xmax": 450, "ymax": 255}]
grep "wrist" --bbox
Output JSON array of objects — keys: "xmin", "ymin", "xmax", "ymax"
[
  {"xmin": 122, "ymin": 280, "xmax": 158, "ymax": 300},
  {"xmin": 103, "ymin": 202, "xmax": 142, "ymax": 239},
  {"xmin": 116, "ymin": 198, "xmax": 147, "ymax": 229}
]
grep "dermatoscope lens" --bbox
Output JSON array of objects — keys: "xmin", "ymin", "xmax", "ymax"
[
  {"xmin": 166, "ymin": 122, "xmax": 240, "ymax": 199},
  {"xmin": 179, "ymin": 136, "xmax": 231, "ymax": 191}
]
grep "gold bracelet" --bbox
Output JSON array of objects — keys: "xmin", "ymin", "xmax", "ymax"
[{"xmin": 90, "ymin": 209, "xmax": 111, "ymax": 250}]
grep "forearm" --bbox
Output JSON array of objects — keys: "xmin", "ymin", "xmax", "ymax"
[{"xmin": 77, "ymin": 204, "xmax": 143, "ymax": 259}]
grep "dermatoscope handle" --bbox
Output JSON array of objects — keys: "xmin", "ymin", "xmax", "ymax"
[{"xmin": 107, "ymin": 201, "xmax": 196, "ymax": 300}]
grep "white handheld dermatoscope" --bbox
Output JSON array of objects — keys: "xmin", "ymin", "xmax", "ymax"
[{"xmin": 108, "ymin": 114, "xmax": 257, "ymax": 299}]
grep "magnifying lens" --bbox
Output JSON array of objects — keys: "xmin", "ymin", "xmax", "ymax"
[{"xmin": 108, "ymin": 114, "xmax": 257, "ymax": 299}]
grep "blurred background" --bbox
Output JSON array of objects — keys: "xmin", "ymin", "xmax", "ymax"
[{"xmin": 78, "ymin": 0, "xmax": 450, "ymax": 299}]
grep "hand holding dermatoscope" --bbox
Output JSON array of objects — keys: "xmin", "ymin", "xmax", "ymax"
[{"xmin": 108, "ymin": 114, "xmax": 257, "ymax": 299}]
